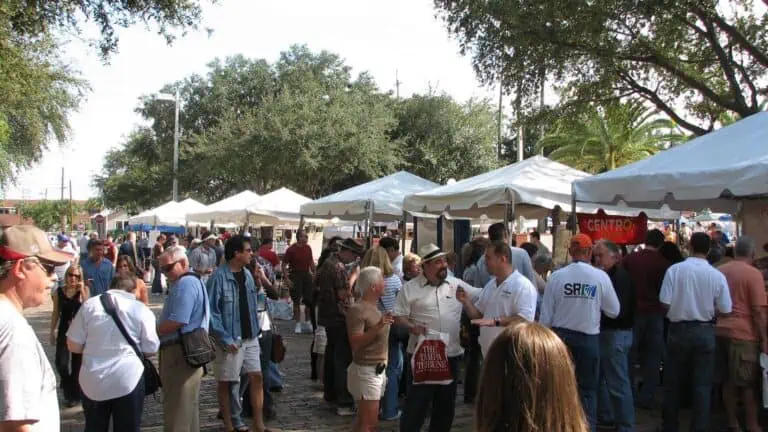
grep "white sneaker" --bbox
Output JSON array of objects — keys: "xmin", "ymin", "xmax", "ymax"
[
  {"xmin": 294, "ymin": 323, "xmax": 303, "ymax": 334},
  {"xmin": 302, "ymin": 321, "xmax": 314, "ymax": 333},
  {"xmin": 336, "ymin": 406, "xmax": 355, "ymax": 417}
]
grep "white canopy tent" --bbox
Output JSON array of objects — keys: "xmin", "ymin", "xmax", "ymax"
[
  {"xmin": 129, "ymin": 198, "xmax": 208, "ymax": 227},
  {"xmin": 300, "ymin": 171, "xmax": 439, "ymax": 221},
  {"xmin": 245, "ymin": 187, "xmax": 312, "ymax": 225},
  {"xmin": 403, "ymin": 156, "xmax": 678, "ymax": 220},
  {"xmin": 572, "ymin": 112, "xmax": 768, "ymax": 213},
  {"xmin": 185, "ymin": 190, "xmax": 261, "ymax": 226}
]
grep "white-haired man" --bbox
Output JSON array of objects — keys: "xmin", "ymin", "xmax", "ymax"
[
  {"xmin": 157, "ymin": 245, "xmax": 210, "ymax": 432},
  {"xmin": 347, "ymin": 266, "xmax": 393, "ymax": 432}
]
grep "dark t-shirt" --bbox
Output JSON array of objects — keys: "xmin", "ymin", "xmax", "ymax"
[
  {"xmin": 284, "ymin": 243, "xmax": 314, "ymax": 272},
  {"xmin": 233, "ymin": 270, "xmax": 253, "ymax": 339},
  {"xmin": 623, "ymin": 249, "xmax": 671, "ymax": 315}
]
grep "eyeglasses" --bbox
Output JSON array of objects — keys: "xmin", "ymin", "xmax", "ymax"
[
  {"xmin": 24, "ymin": 257, "xmax": 56, "ymax": 276},
  {"xmin": 160, "ymin": 260, "xmax": 179, "ymax": 274}
]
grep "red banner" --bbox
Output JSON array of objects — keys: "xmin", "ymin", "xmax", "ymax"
[{"xmin": 577, "ymin": 210, "xmax": 648, "ymax": 245}]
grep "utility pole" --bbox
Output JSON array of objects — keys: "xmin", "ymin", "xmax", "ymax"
[
  {"xmin": 60, "ymin": 167, "xmax": 65, "ymax": 200},
  {"xmin": 172, "ymin": 87, "xmax": 180, "ymax": 202},
  {"xmin": 395, "ymin": 69, "xmax": 402, "ymax": 99},
  {"xmin": 69, "ymin": 180, "xmax": 73, "ymax": 231},
  {"xmin": 497, "ymin": 82, "xmax": 503, "ymax": 160}
]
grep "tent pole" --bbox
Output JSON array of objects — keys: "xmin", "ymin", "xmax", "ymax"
[
  {"xmin": 366, "ymin": 201, "xmax": 375, "ymax": 248},
  {"xmin": 570, "ymin": 184, "xmax": 577, "ymax": 234},
  {"xmin": 503, "ymin": 203, "xmax": 510, "ymax": 233},
  {"xmin": 298, "ymin": 215, "xmax": 305, "ymax": 232},
  {"xmin": 401, "ymin": 210, "xmax": 408, "ymax": 253},
  {"xmin": 736, "ymin": 200, "xmax": 743, "ymax": 236}
]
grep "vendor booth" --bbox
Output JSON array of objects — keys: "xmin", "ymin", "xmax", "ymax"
[
  {"xmin": 185, "ymin": 190, "xmax": 261, "ymax": 226},
  {"xmin": 128, "ymin": 198, "xmax": 207, "ymax": 234}
]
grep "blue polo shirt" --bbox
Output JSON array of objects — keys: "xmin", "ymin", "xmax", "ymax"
[
  {"xmin": 159, "ymin": 274, "xmax": 210, "ymax": 344},
  {"xmin": 81, "ymin": 258, "xmax": 114, "ymax": 296}
]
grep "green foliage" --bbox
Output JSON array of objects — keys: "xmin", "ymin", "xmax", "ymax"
[
  {"xmin": 18, "ymin": 200, "xmax": 80, "ymax": 231},
  {"xmin": 392, "ymin": 94, "xmax": 499, "ymax": 183},
  {"xmin": 95, "ymin": 46, "xmax": 504, "ymax": 209},
  {"xmin": 2, "ymin": 0, "xmax": 209, "ymax": 58},
  {"xmin": 434, "ymin": 0, "xmax": 768, "ymax": 135},
  {"xmin": 535, "ymin": 99, "xmax": 685, "ymax": 173}
]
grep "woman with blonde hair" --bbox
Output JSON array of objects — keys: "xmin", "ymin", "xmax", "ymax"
[
  {"xmin": 116, "ymin": 255, "xmax": 148, "ymax": 305},
  {"xmin": 50, "ymin": 265, "xmax": 89, "ymax": 407},
  {"xmin": 475, "ymin": 319, "xmax": 589, "ymax": 432},
  {"xmin": 360, "ymin": 246, "xmax": 404, "ymax": 420}
]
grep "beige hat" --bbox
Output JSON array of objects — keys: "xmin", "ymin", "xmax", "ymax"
[
  {"xmin": 204, "ymin": 234, "xmax": 217, "ymax": 242},
  {"xmin": 0, "ymin": 225, "xmax": 74, "ymax": 265},
  {"xmin": 418, "ymin": 244, "xmax": 447, "ymax": 263}
]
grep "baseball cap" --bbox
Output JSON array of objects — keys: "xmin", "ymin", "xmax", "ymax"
[
  {"xmin": 571, "ymin": 233, "xmax": 594, "ymax": 249},
  {"xmin": 57, "ymin": 233, "xmax": 69, "ymax": 243},
  {"xmin": 0, "ymin": 225, "xmax": 74, "ymax": 265}
]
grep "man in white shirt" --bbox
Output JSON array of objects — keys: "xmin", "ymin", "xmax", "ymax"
[
  {"xmin": 539, "ymin": 233, "xmax": 620, "ymax": 432},
  {"xmin": 394, "ymin": 244, "xmax": 479, "ymax": 432},
  {"xmin": 457, "ymin": 240, "xmax": 538, "ymax": 356},
  {"xmin": 379, "ymin": 237, "xmax": 403, "ymax": 280},
  {"xmin": 472, "ymin": 222, "xmax": 536, "ymax": 288},
  {"xmin": 659, "ymin": 232, "xmax": 732, "ymax": 432},
  {"xmin": 0, "ymin": 225, "xmax": 74, "ymax": 431}
]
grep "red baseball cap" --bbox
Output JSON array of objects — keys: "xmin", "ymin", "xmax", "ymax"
[{"xmin": 0, "ymin": 225, "xmax": 74, "ymax": 265}]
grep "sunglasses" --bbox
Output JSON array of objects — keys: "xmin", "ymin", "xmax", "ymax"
[
  {"xmin": 67, "ymin": 273, "xmax": 82, "ymax": 279},
  {"xmin": 160, "ymin": 260, "xmax": 179, "ymax": 274},
  {"xmin": 23, "ymin": 257, "xmax": 56, "ymax": 276}
]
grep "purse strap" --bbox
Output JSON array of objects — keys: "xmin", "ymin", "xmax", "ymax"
[{"xmin": 99, "ymin": 293, "xmax": 145, "ymax": 361}]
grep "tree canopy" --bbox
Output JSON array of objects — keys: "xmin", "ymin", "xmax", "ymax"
[
  {"xmin": 435, "ymin": 0, "xmax": 768, "ymax": 135},
  {"xmin": 94, "ymin": 46, "xmax": 502, "ymax": 211},
  {"xmin": 536, "ymin": 99, "xmax": 684, "ymax": 173},
  {"xmin": 0, "ymin": 0, "xmax": 210, "ymax": 186}
]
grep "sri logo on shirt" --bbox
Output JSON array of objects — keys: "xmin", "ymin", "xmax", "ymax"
[{"xmin": 564, "ymin": 282, "xmax": 597, "ymax": 299}]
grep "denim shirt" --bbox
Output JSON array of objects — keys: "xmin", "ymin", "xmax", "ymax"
[{"xmin": 207, "ymin": 264, "xmax": 260, "ymax": 346}]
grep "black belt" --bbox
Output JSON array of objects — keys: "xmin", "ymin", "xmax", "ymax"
[{"xmin": 670, "ymin": 319, "xmax": 715, "ymax": 325}]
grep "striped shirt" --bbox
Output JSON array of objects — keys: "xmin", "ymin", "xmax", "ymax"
[{"xmin": 378, "ymin": 275, "xmax": 402, "ymax": 313}]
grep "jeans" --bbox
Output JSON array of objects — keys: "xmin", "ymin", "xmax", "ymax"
[
  {"xmin": 267, "ymin": 361, "xmax": 283, "ymax": 389},
  {"xmin": 55, "ymin": 331, "xmax": 82, "ymax": 402},
  {"xmin": 83, "ymin": 377, "xmax": 144, "ymax": 432},
  {"xmin": 554, "ymin": 327, "xmax": 600, "ymax": 432},
  {"xmin": 381, "ymin": 339, "xmax": 403, "ymax": 418},
  {"xmin": 661, "ymin": 322, "xmax": 716, "ymax": 432},
  {"xmin": 598, "ymin": 329, "xmax": 635, "ymax": 432},
  {"xmin": 325, "ymin": 325, "xmax": 353, "ymax": 407},
  {"xmin": 631, "ymin": 313, "xmax": 665, "ymax": 408},
  {"xmin": 400, "ymin": 356, "xmax": 461, "ymax": 432}
]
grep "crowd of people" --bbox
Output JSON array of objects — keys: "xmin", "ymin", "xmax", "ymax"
[{"xmin": 0, "ymin": 220, "xmax": 765, "ymax": 432}]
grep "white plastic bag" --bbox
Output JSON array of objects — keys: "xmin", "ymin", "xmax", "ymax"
[
  {"xmin": 760, "ymin": 352, "xmax": 768, "ymax": 409},
  {"xmin": 411, "ymin": 331, "xmax": 453, "ymax": 385}
]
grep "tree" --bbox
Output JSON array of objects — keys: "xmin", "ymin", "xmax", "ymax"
[
  {"xmin": 18, "ymin": 200, "xmax": 77, "ymax": 231},
  {"xmin": 0, "ymin": 25, "xmax": 86, "ymax": 186},
  {"xmin": 0, "ymin": 0, "xmax": 210, "ymax": 185},
  {"xmin": 2, "ymin": 0, "xmax": 210, "ymax": 58},
  {"xmin": 434, "ymin": 0, "xmax": 768, "ymax": 135},
  {"xmin": 391, "ymin": 94, "xmax": 499, "ymax": 183},
  {"xmin": 535, "ymin": 99, "xmax": 683, "ymax": 173}
]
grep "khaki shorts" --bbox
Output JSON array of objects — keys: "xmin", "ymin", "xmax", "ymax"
[
  {"xmin": 347, "ymin": 363, "xmax": 386, "ymax": 401},
  {"xmin": 213, "ymin": 337, "xmax": 262, "ymax": 382},
  {"xmin": 715, "ymin": 336, "xmax": 759, "ymax": 387}
]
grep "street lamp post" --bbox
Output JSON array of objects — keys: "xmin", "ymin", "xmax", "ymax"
[{"xmin": 158, "ymin": 89, "xmax": 180, "ymax": 202}]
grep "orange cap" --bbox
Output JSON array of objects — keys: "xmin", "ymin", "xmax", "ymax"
[{"xmin": 571, "ymin": 233, "xmax": 594, "ymax": 249}]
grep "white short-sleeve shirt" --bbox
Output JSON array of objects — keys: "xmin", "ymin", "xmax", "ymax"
[
  {"xmin": 0, "ymin": 300, "xmax": 59, "ymax": 431},
  {"xmin": 67, "ymin": 290, "xmax": 160, "ymax": 401},
  {"xmin": 660, "ymin": 257, "xmax": 732, "ymax": 322},
  {"xmin": 475, "ymin": 271, "xmax": 538, "ymax": 356},
  {"xmin": 394, "ymin": 275, "xmax": 481, "ymax": 357},
  {"xmin": 539, "ymin": 262, "xmax": 620, "ymax": 335}
]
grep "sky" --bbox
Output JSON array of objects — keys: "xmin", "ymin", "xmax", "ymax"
[{"xmin": 4, "ymin": 0, "xmax": 506, "ymax": 201}]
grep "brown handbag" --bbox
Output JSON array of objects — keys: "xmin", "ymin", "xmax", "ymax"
[{"xmin": 271, "ymin": 333, "xmax": 286, "ymax": 363}]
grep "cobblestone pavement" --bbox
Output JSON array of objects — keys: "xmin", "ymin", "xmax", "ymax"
[{"xmin": 26, "ymin": 294, "xmax": 673, "ymax": 431}]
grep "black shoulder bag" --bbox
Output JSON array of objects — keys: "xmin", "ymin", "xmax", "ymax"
[
  {"xmin": 176, "ymin": 272, "xmax": 217, "ymax": 368},
  {"xmin": 99, "ymin": 293, "xmax": 162, "ymax": 396}
]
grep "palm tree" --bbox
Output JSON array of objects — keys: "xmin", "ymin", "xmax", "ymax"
[{"xmin": 535, "ymin": 99, "xmax": 684, "ymax": 173}]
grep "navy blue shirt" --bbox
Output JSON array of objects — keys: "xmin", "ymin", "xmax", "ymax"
[{"xmin": 81, "ymin": 258, "xmax": 115, "ymax": 296}]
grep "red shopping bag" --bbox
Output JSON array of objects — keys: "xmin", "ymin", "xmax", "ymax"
[{"xmin": 411, "ymin": 332, "xmax": 453, "ymax": 385}]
